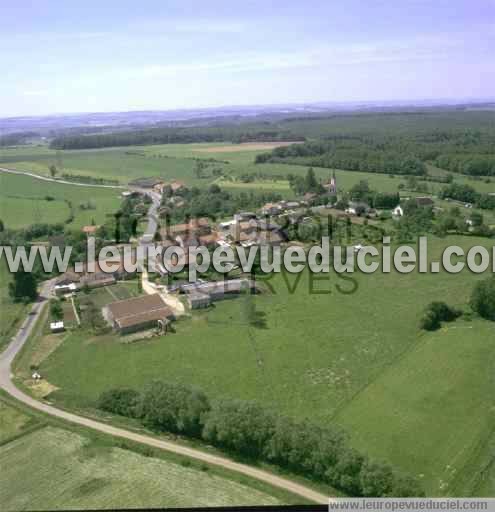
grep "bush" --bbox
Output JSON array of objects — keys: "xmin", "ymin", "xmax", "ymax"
[
  {"xmin": 470, "ymin": 278, "xmax": 495, "ymax": 321},
  {"xmin": 420, "ymin": 301, "xmax": 462, "ymax": 331}
]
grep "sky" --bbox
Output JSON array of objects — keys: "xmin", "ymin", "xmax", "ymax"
[{"xmin": 1, "ymin": 0, "xmax": 494, "ymax": 117}]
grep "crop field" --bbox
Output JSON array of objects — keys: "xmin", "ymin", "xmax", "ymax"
[
  {"xmin": 23, "ymin": 235, "xmax": 494, "ymax": 496},
  {"xmin": 0, "ymin": 426, "xmax": 284, "ymax": 510},
  {"xmin": 0, "ymin": 172, "xmax": 122, "ymax": 230},
  {"xmin": 0, "ymin": 145, "xmax": 208, "ymax": 186},
  {"xmin": 0, "ymin": 400, "xmax": 39, "ymax": 444},
  {"xmin": 1, "ymin": 143, "xmax": 493, "ymax": 198}
]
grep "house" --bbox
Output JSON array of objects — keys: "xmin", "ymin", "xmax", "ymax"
[
  {"xmin": 170, "ymin": 180, "xmax": 187, "ymax": 193},
  {"xmin": 346, "ymin": 201, "xmax": 370, "ymax": 216},
  {"xmin": 80, "ymin": 274, "xmax": 117, "ymax": 289},
  {"xmin": 261, "ymin": 203, "xmax": 283, "ymax": 216},
  {"xmin": 285, "ymin": 201, "xmax": 301, "ymax": 209},
  {"xmin": 302, "ymin": 192, "xmax": 318, "ymax": 204},
  {"xmin": 161, "ymin": 218, "xmax": 211, "ymax": 239},
  {"xmin": 50, "ymin": 321, "xmax": 65, "ymax": 333},
  {"xmin": 415, "ymin": 197, "xmax": 434, "ymax": 208},
  {"xmin": 54, "ymin": 283, "xmax": 78, "ymax": 296},
  {"xmin": 82, "ymin": 225, "xmax": 99, "ymax": 236},
  {"xmin": 183, "ymin": 278, "xmax": 256, "ymax": 305},
  {"xmin": 392, "ymin": 205, "xmax": 404, "ymax": 217},
  {"xmin": 103, "ymin": 293, "xmax": 174, "ymax": 335},
  {"xmin": 198, "ymin": 232, "xmax": 219, "ymax": 247},
  {"xmin": 55, "ymin": 271, "xmax": 81, "ymax": 287}
]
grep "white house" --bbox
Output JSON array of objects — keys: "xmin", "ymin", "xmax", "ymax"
[
  {"xmin": 54, "ymin": 283, "xmax": 77, "ymax": 296},
  {"xmin": 392, "ymin": 205, "xmax": 404, "ymax": 217},
  {"xmin": 50, "ymin": 321, "xmax": 65, "ymax": 333}
]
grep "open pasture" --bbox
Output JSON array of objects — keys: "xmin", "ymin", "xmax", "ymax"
[
  {"xmin": 28, "ymin": 235, "xmax": 495, "ymax": 496},
  {"xmin": 0, "ymin": 172, "xmax": 122, "ymax": 230}
]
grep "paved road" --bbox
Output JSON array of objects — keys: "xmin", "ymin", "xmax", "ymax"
[
  {"xmin": 0, "ymin": 286, "xmax": 328, "ymax": 504},
  {"xmin": 0, "ymin": 166, "xmax": 125, "ymax": 189}
]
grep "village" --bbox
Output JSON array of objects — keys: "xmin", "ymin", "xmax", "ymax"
[{"xmin": 46, "ymin": 172, "xmax": 451, "ymax": 342}]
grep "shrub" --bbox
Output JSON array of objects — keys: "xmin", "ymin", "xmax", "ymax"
[
  {"xmin": 420, "ymin": 301, "xmax": 462, "ymax": 331},
  {"xmin": 470, "ymin": 278, "xmax": 495, "ymax": 321}
]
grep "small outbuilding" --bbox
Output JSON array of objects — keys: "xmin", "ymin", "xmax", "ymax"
[{"xmin": 50, "ymin": 321, "xmax": 65, "ymax": 333}]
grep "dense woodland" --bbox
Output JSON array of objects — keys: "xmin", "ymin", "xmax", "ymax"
[
  {"xmin": 49, "ymin": 125, "xmax": 304, "ymax": 150},
  {"xmin": 256, "ymin": 129, "xmax": 495, "ymax": 176}
]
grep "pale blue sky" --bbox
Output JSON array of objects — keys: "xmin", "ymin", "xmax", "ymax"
[{"xmin": 1, "ymin": 1, "xmax": 494, "ymax": 117}]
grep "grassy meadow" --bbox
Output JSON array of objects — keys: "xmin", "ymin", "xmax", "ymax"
[
  {"xmin": 18, "ymin": 235, "xmax": 494, "ymax": 496},
  {"xmin": 0, "ymin": 259, "xmax": 28, "ymax": 352},
  {"xmin": 1, "ymin": 143, "xmax": 494, "ymax": 201},
  {"xmin": 0, "ymin": 172, "xmax": 122, "ymax": 230}
]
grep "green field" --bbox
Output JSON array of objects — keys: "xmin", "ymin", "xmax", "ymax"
[
  {"xmin": 0, "ymin": 259, "xmax": 28, "ymax": 352},
  {"xmin": 1, "ymin": 143, "xmax": 493, "ymax": 198},
  {"xmin": 0, "ymin": 424, "xmax": 285, "ymax": 510},
  {"xmin": 0, "ymin": 172, "xmax": 122, "ymax": 230},
  {"xmin": 0, "ymin": 400, "xmax": 39, "ymax": 444},
  {"xmin": 0, "ymin": 145, "xmax": 209, "ymax": 186},
  {"xmin": 19, "ymin": 235, "xmax": 494, "ymax": 496}
]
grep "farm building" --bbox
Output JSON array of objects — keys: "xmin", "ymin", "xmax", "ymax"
[
  {"xmin": 415, "ymin": 196, "xmax": 435, "ymax": 207},
  {"xmin": 50, "ymin": 321, "xmax": 65, "ymax": 333},
  {"xmin": 103, "ymin": 293, "xmax": 174, "ymax": 335},
  {"xmin": 183, "ymin": 278, "xmax": 257, "ymax": 308},
  {"xmin": 187, "ymin": 290, "xmax": 211, "ymax": 309},
  {"xmin": 54, "ymin": 283, "xmax": 77, "ymax": 296}
]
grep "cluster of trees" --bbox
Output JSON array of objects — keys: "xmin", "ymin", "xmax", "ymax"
[
  {"xmin": 0, "ymin": 131, "xmax": 39, "ymax": 146},
  {"xmin": 96, "ymin": 193, "xmax": 149, "ymax": 243},
  {"xmin": 61, "ymin": 173, "xmax": 119, "ymax": 186},
  {"xmin": 49, "ymin": 299, "xmax": 63, "ymax": 320},
  {"xmin": 256, "ymin": 140, "xmax": 427, "ymax": 176},
  {"xmin": 97, "ymin": 381, "xmax": 423, "ymax": 497},
  {"xmin": 49, "ymin": 125, "xmax": 304, "ymax": 150},
  {"xmin": 439, "ymin": 184, "xmax": 495, "ymax": 211},
  {"xmin": 348, "ymin": 180, "xmax": 400, "ymax": 209},
  {"xmin": 420, "ymin": 278, "xmax": 495, "ymax": 330},
  {"xmin": 161, "ymin": 184, "xmax": 282, "ymax": 222},
  {"xmin": 470, "ymin": 277, "xmax": 495, "ymax": 321},
  {"xmin": 420, "ymin": 301, "xmax": 462, "ymax": 331},
  {"xmin": 8, "ymin": 270, "xmax": 38, "ymax": 303},
  {"xmin": 435, "ymin": 154, "xmax": 495, "ymax": 176},
  {"xmin": 287, "ymin": 168, "xmax": 324, "ymax": 195}
]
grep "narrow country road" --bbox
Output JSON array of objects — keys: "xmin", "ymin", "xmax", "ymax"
[
  {"xmin": 0, "ymin": 166, "xmax": 125, "ymax": 189},
  {"xmin": 0, "ymin": 282, "xmax": 328, "ymax": 504}
]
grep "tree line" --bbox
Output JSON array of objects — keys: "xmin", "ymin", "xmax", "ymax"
[
  {"xmin": 439, "ymin": 184, "xmax": 495, "ymax": 210},
  {"xmin": 255, "ymin": 128, "xmax": 495, "ymax": 178},
  {"xmin": 49, "ymin": 125, "xmax": 305, "ymax": 150},
  {"xmin": 97, "ymin": 381, "xmax": 424, "ymax": 497}
]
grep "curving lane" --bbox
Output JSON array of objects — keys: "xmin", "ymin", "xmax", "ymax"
[{"xmin": 0, "ymin": 282, "xmax": 328, "ymax": 504}]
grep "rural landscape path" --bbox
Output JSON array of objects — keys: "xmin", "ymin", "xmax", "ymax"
[
  {"xmin": 0, "ymin": 162, "xmax": 329, "ymax": 503},
  {"xmin": 0, "ymin": 285, "xmax": 328, "ymax": 504},
  {"xmin": 0, "ymin": 166, "xmax": 125, "ymax": 189}
]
